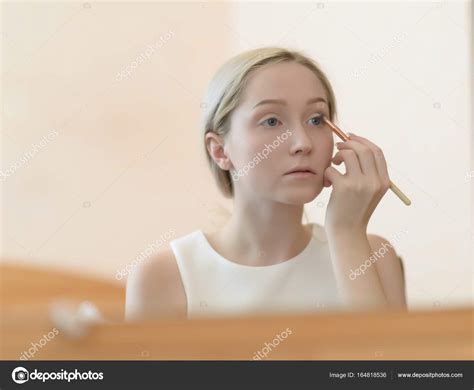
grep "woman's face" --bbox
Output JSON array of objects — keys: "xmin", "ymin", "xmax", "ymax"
[{"xmin": 224, "ymin": 61, "xmax": 334, "ymax": 205}]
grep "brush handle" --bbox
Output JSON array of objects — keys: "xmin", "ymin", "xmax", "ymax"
[{"xmin": 389, "ymin": 180, "xmax": 411, "ymax": 206}]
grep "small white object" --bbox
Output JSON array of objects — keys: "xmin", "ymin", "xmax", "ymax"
[{"xmin": 49, "ymin": 299, "xmax": 106, "ymax": 339}]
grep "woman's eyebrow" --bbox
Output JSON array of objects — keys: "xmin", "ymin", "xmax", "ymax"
[{"xmin": 252, "ymin": 97, "xmax": 328, "ymax": 109}]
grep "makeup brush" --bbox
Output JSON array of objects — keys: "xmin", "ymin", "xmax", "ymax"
[{"xmin": 322, "ymin": 115, "xmax": 411, "ymax": 206}]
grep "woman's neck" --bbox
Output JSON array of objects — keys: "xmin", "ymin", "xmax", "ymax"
[{"xmin": 208, "ymin": 200, "xmax": 313, "ymax": 267}]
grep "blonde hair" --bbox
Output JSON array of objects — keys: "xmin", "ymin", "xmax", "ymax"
[{"xmin": 201, "ymin": 47, "xmax": 338, "ymax": 198}]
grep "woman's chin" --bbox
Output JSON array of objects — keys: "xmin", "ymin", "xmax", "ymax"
[{"xmin": 276, "ymin": 186, "xmax": 321, "ymax": 205}]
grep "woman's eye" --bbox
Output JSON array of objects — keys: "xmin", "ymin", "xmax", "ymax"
[
  {"xmin": 307, "ymin": 114, "xmax": 324, "ymax": 126},
  {"xmin": 260, "ymin": 117, "xmax": 281, "ymax": 127}
]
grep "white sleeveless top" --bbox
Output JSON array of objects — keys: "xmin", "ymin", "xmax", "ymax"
[{"xmin": 169, "ymin": 223, "xmax": 343, "ymax": 319}]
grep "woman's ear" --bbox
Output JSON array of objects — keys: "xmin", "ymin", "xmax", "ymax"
[{"xmin": 205, "ymin": 131, "xmax": 232, "ymax": 171}]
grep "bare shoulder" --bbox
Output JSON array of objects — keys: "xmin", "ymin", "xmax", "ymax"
[
  {"xmin": 125, "ymin": 248, "xmax": 187, "ymax": 321},
  {"xmin": 367, "ymin": 234, "xmax": 407, "ymax": 309}
]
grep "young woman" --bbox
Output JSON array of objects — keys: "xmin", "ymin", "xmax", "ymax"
[{"xmin": 125, "ymin": 47, "xmax": 407, "ymax": 321}]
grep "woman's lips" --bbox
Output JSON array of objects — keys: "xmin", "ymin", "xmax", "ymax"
[{"xmin": 284, "ymin": 171, "xmax": 316, "ymax": 178}]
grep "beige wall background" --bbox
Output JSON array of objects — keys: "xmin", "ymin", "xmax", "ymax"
[{"xmin": 1, "ymin": 1, "xmax": 472, "ymax": 310}]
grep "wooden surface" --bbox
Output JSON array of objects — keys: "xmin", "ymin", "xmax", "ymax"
[
  {"xmin": 2, "ymin": 305, "xmax": 473, "ymax": 360},
  {"xmin": 1, "ymin": 264, "xmax": 472, "ymax": 360},
  {"xmin": 0, "ymin": 263, "xmax": 125, "ymax": 320}
]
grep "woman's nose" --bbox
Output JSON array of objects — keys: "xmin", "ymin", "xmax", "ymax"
[{"xmin": 288, "ymin": 125, "xmax": 313, "ymax": 155}]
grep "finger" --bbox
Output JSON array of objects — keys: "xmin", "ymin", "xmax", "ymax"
[
  {"xmin": 332, "ymin": 149, "xmax": 362, "ymax": 176},
  {"xmin": 324, "ymin": 166, "xmax": 344, "ymax": 187},
  {"xmin": 348, "ymin": 133, "xmax": 390, "ymax": 184},
  {"xmin": 336, "ymin": 140, "xmax": 378, "ymax": 177}
]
